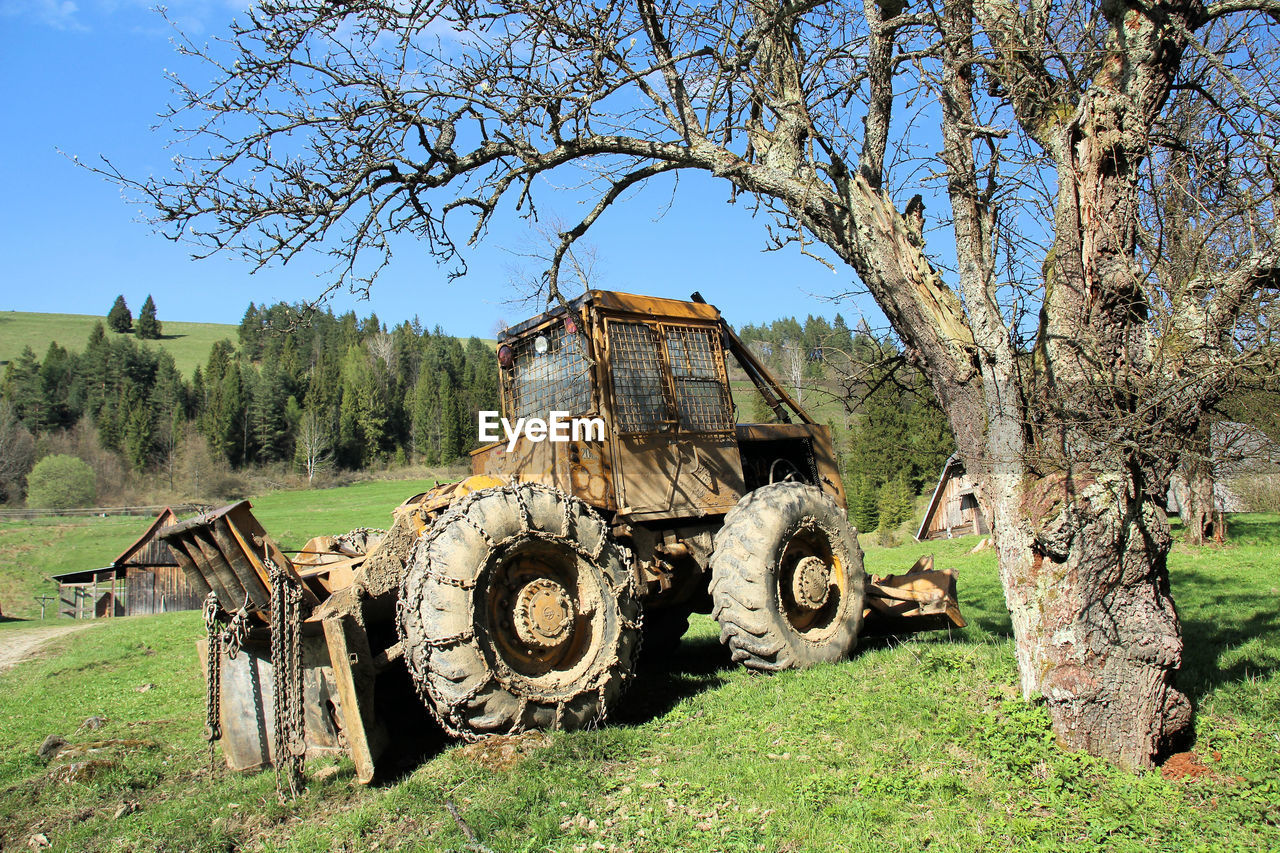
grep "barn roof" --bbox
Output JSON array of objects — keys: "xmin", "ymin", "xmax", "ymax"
[
  {"xmin": 114, "ymin": 507, "xmax": 182, "ymax": 568},
  {"xmin": 50, "ymin": 507, "xmax": 182, "ymax": 584},
  {"xmin": 916, "ymin": 454, "xmax": 964, "ymax": 542}
]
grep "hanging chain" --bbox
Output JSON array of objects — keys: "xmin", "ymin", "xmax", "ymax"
[
  {"xmin": 223, "ymin": 593, "xmax": 250, "ymax": 660},
  {"xmin": 267, "ymin": 551, "xmax": 305, "ymax": 802},
  {"xmin": 201, "ymin": 591, "xmax": 223, "ymax": 772}
]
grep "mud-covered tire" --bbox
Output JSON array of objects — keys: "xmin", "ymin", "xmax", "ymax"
[
  {"xmin": 397, "ymin": 484, "xmax": 641, "ymax": 740},
  {"xmin": 709, "ymin": 482, "xmax": 865, "ymax": 671}
]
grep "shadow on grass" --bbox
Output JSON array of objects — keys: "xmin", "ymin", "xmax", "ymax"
[
  {"xmin": 1173, "ymin": 573, "xmax": 1280, "ymax": 703},
  {"xmin": 373, "ymin": 634, "xmax": 735, "ymax": 784},
  {"xmin": 613, "ymin": 634, "xmax": 733, "ymax": 726},
  {"xmin": 1219, "ymin": 514, "xmax": 1280, "ymax": 548}
]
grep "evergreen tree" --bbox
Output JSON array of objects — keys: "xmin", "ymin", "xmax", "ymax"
[
  {"xmin": 876, "ymin": 473, "xmax": 915, "ymax": 530},
  {"xmin": 748, "ymin": 387, "xmax": 775, "ymax": 423},
  {"xmin": 124, "ymin": 391, "xmax": 155, "ymax": 470},
  {"xmin": 848, "ymin": 474, "xmax": 879, "ymax": 534},
  {"xmin": 107, "ymin": 295, "xmax": 132, "ymax": 332},
  {"xmin": 3, "ymin": 347, "xmax": 45, "ymax": 433},
  {"xmin": 250, "ymin": 361, "xmax": 292, "ymax": 462},
  {"xmin": 39, "ymin": 342, "xmax": 74, "ymax": 429},
  {"xmin": 831, "ymin": 314, "xmax": 854, "ymax": 354},
  {"xmin": 410, "ymin": 369, "xmax": 440, "ymax": 462},
  {"xmin": 238, "ymin": 302, "xmax": 263, "ymax": 360},
  {"xmin": 204, "ymin": 362, "xmax": 247, "ymax": 465},
  {"xmin": 438, "ymin": 374, "xmax": 461, "ymax": 462},
  {"xmin": 136, "ymin": 295, "xmax": 162, "ymax": 339}
]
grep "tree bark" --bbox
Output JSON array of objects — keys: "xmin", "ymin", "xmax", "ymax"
[
  {"xmin": 994, "ymin": 471, "xmax": 1193, "ymax": 769},
  {"xmin": 1180, "ymin": 456, "xmax": 1218, "ymax": 546}
]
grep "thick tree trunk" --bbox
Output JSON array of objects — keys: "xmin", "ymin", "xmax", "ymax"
[
  {"xmin": 1180, "ymin": 457, "xmax": 1218, "ymax": 546},
  {"xmin": 989, "ymin": 468, "xmax": 1192, "ymax": 770}
]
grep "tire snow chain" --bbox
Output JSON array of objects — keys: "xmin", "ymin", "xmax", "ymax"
[
  {"xmin": 399, "ymin": 484, "xmax": 642, "ymax": 742},
  {"xmin": 266, "ymin": 551, "xmax": 305, "ymax": 801}
]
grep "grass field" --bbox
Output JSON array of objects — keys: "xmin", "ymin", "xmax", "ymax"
[
  {"xmin": 0, "ymin": 311, "xmax": 237, "ymax": 377},
  {"xmin": 0, "ymin": 513, "xmax": 1276, "ymax": 851},
  {"xmin": 0, "ymin": 478, "xmax": 444, "ymax": 620}
]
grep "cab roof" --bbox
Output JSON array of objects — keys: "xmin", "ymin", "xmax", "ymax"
[{"xmin": 499, "ymin": 290, "xmax": 722, "ymax": 341}]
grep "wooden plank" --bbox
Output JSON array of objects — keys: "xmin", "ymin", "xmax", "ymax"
[{"xmin": 322, "ymin": 616, "xmax": 383, "ymax": 784}]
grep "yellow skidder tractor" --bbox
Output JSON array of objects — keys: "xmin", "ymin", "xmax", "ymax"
[{"xmin": 162, "ymin": 290, "xmax": 963, "ymax": 786}]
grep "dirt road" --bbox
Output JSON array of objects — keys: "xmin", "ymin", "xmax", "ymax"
[{"xmin": 0, "ymin": 624, "xmax": 94, "ymax": 675}]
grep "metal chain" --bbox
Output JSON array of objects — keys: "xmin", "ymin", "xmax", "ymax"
[
  {"xmin": 201, "ymin": 592, "xmax": 223, "ymax": 772},
  {"xmin": 223, "ymin": 595, "xmax": 250, "ymax": 660},
  {"xmin": 400, "ymin": 483, "xmax": 642, "ymax": 741},
  {"xmin": 267, "ymin": 552, "xmax": 305, "ymax": 801}
]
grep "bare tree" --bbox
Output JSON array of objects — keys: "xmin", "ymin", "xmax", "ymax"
[
  {"xmin": 0, "ymin": 400, "xmax": 36, "ymax": 504},
  {"xmin": 103, "ymin": 0, "xmax": 1280, "ymax": 767},
  {"xmin": 366, "ymin": 331, "xmax": 397, "ymax": 373},
  {"xmin": 779, "ymin": 340, "xmax": 806, "ymax": 404},
  {"xmin": 504, "ymin": 216, "xmax": 605, "ymax": 311},
  {"xmin": 296, "ymin": 407, "xmax": 334, "ymax": 486}
]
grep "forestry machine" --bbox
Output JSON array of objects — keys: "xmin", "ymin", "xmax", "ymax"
[{"xmin": 161, "ymin": 290, "xmax": 964, "ymax": 785}]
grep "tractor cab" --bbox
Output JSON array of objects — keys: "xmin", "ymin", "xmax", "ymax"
[{"xmin": 473, "ymin": 290, "xmax": 844, "ymax": 523}]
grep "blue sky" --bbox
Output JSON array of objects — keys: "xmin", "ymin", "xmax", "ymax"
[{"xmin": 0, "ymin": 1, "xmax": 882, "ymax": 338}]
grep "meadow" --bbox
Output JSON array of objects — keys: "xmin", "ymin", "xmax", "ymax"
[
  {"xmin": 0, "ymin": 478, "xmax": 444, "ymax": 620},
  {"xmin": 0, "ymin": 311, "xmax": 236, "ymax": 378},
  {"xmin": 0, "ymin": 507, "xmax": 1276, "ymax": 852}
]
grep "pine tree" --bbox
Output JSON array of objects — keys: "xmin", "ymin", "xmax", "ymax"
[
  {"xmin": 438, "ymin": 375, "xmax": 461, "ymax": 462},
  {"xmin": 410, "ymin": 369, "xmax": 440, "ymax": 462},
  {"xmin": 107, "ymin": 295, "xmax": 132, "ymax": 333},
  {"xmin": 250, "ymin": 361, "xmax": 292, "ymax": 462},
  {"xmin": 876, "ymin": 473, "xmax": 915, "ymax": 530},
  {"xmin": 136, "ymin": 295, "xmax": 162, "ymax": 339},
  {"xmin": 848, "ymin": 474, "xmax": 879, "ymax": 534},
  {"xmin": 3, "ymin": 347, "xmax": 44, "ymax": 433},
  {"xmin": 39, "ymin": 342, "xmax": 73, "ymax": 429},
  {"xmin": 124, "ymin": 393, "xmax": 155, "ymax": 471}
]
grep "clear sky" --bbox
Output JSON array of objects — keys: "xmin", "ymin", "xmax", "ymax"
[{"xmin": 0, "ymin": 0, "xmax": 883, "ymax": 339}]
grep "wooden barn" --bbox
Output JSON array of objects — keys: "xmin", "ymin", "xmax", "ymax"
[
  {"xmin": 53, "ymin": 508, "xmax": 206, "ymax": 619},
  {"xmin": 916, "ymin": 454, "xmax": 991, "ymax": 541}
]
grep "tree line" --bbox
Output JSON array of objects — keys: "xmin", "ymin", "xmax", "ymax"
[
  {"xmin": 3, "ymin": 300, "xmax": 950, "ymax": 518},
  {"xmin": 0, "ymin": 302, "xmax": 500, "ymax": 502}
]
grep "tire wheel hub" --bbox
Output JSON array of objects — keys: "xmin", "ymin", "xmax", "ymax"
[
  {"xmin": 792, "ymin": 556, "xmax": 832, "ymax": 610},
  {"xmin": 513, "ymin": 578, "xmax": 575, "ymax": 649}
]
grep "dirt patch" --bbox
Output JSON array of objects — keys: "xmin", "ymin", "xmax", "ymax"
[
  {"xmin": 1160, "ymin": 750, "xmax": 1227, "ymax": 781},
  {"xmin": 0, "ymin": 624, "xmax": 95, "ymax": 675},
  {"xmin": 456, "ymin": 732, "xmax": 551, "ymax": 771}
]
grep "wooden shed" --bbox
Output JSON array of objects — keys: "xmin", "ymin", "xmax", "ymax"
[
  {"xmin": 53, "ymin": 508, "xmax": 206, "ymax": 619},
  {"xmin": 916, "ymin": 454, "xmax": 990, "ymax": 541}
]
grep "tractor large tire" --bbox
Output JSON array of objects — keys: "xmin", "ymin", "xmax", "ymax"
[
  {"xmin": 397, "ymin": 484, "xmax": 641, "ymax": 740},
  {"xmin": 710, "ymin": 482, "xmax": 865, "ymax": 671}
]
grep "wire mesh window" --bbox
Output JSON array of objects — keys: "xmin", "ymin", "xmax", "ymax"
[
  {"xmin": 505, "ymin": 323, "xmax": 592, "ymax": 421},
  {"xmin": 609, "ymin": 322, "xmax": 669, "ymax": 433},
  {"xmin": 665, "ymin": 325, "xmax": 734, "ymax": 432}
]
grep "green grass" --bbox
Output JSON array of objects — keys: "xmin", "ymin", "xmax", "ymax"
[
  {"xmin": 0, "ymin": 311, "xmax": 237, "ymax": 378},
  {"xmin": 0, "ymin": 478, "xmax": 443, "ymax": 620},
  {"xmin": 1, "ymin": 514, "xmax": 1276, "ymax": 851}
]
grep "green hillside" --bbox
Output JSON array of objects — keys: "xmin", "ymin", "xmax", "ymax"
[
  {"xmin": 0, "ymin": 311, "xmax": 236, "ymax": 378},
  {"xmin": 0, "ymin": 477, "xmax": 445, "ymax": 618}
]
